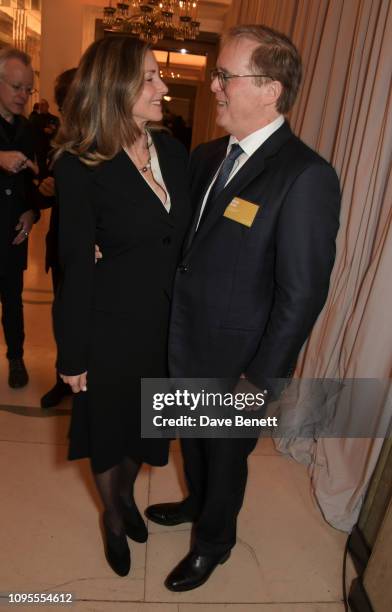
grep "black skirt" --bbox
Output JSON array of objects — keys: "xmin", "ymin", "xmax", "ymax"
[{"xmin": 68, "ymin": 307, "xmax": 170, "ymax": 473}]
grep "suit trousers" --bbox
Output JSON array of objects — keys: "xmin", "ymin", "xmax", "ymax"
[
  {"xmin": 180, "ymin": 436, "xmax": 258, "ymax": 555},
  {"xmin": 0, "ymin": 267, "xmax": 24, "ymax": 359},
  {"xmin": 50, "ymin": 263, "xmax": 61, "ymax": 294}
]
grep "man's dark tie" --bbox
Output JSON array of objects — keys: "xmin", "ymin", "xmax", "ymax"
[{"xmin": 199, "ymin": 143, "xmax": 243, "ymax": 227}]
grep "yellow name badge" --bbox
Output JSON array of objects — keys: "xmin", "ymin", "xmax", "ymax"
[{"xmin": 223, "ymin": 197, "xmax": 260, "ymax": 227}]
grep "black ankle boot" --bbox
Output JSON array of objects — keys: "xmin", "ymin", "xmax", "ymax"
[
  {"xmin": 8, "ymin": 358, "xmax": 28, "ymax": 388},
  {"xmin": 102, "ymin": 514, "xmax": 130, "ymax": 576},
  {"xmin": 122, "ymin": 500, "xmax": 148, "ymax": 543},
  {"xmin": 40, "ymin": 380, "xmax": 72, "ymax": 409}
]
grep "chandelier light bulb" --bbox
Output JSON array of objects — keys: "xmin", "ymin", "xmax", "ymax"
[{"xmin": 102, "ymin": 0, "xmax": 200, "ymax": 42}]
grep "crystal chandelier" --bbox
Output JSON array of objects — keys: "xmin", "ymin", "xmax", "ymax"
[{"xmin": 102, "ymin": 1, "xmax": 200, "ymax": 43}]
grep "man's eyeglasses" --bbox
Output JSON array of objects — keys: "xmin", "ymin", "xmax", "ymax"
[
  {"xmin": 210, "ymin": 69, "xmax": 271, "ymax": 90},
  {"xmin": 0, "ymin": 78, "xmax": 36, "ymax": 96}
]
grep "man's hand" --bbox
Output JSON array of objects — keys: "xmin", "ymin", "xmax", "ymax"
[
  {"xmin": 26, "ymin": 158, "xmax": 39, "ymax": 175},
  {"xmin": 95, "ymin": 244, "xmax": 102, "ymax": 263},
  {"xmin": 0, "ymin": 150, "xmax": 38, "ymax": 174},
  {"xmin": 39, "ymin": 176, "xmax": 55, "ymax": 197},
  {"xmin": 13, "ymin": 209, "xmax": 35, "ymax": 245},
  {"xmin": 60, "ymin": 371, "xmax": 88, "ymax": 393}
]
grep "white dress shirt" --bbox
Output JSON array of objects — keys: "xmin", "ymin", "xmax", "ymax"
[{"xmin": 197, "ymin": 115, "xmax": 284, "ymax": 228}]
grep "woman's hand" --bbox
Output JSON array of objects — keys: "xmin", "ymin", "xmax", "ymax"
[
  {"xmin": 95, "ymin": 244, "xmax": 102, "ymax": 263},
  {"xmin": 60, "ymin": 371, "xmax": 88, "ymax": 393}
]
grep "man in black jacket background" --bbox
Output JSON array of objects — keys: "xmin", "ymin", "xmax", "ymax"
[
  {"xmin": 39, "ymin": 68, "xmax": 76, "ymax": 409},
  {"xmin": 29, "ymin": 97, "xmax": 59, "ymax": 180},
  {"xmin": 0, "ymin": 47, "xmax": 40, "ymax": 388}
]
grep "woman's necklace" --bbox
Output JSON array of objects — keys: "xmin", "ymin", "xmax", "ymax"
[
  {"xmin": 129, "ymin": 133, "xmax": 151, "ymax": 173},
  {"xmin": 125, "ymin": 133, "xmax": 168, "ymax": 206},
  {"xmin": 137, "ymin": 151, "xmax": 151, "ymax": 173}
]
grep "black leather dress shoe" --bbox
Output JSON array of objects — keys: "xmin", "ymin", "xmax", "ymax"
[
  {"xmin": 8, "ymin": 358, "xmax": 28, "ymax": 388},
  {"xmin": 145, "ymin": 501, "xmax": 195, "ymax": 526},
  {"xmin": 102, "ymin": 515, "xmax": 130, "ymax": 577},
  {"xmin": 164, "ymin": 548, "xmax": 231, "ymax": 591},
  {"xmin": 40, "ymin": 381, "xmax": 72, "ymax": 409},
  {"xmin": 122, "ymin": 502, "xmax": 148, "ymax": 543}
]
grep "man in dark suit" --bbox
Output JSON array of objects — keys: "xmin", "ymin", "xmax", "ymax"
[
  {"xmin": 146, "ymin": 25, "xmax": 341, "ymax": 591},
  {"xmin": 39, "ymin": 69, "xmax": 76, "ymax": 409},
  {"xmin": 0, "ymin": 47, "xmax": 40, "ymax": 388},
  {"xmin": 29, "ymin": 98, "xmax": 59, "ymax": 179}
]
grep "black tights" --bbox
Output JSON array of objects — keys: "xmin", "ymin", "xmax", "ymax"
[{"xmin": 93, "ymin": 456, "xmax": 141, "ymax": 535}]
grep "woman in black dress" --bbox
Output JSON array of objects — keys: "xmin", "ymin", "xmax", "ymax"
[{"xmin": 52, "ymin": 36, "xmax": 191, "ymax": 576}]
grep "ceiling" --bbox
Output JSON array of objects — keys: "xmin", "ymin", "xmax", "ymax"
[
  {"xmin": 92, "ymin": 1, "xmax": 232, "ymax": 81},
  {"xmin": 151, "ymin": 1, "xmax": 232, "ymax": 82},
  {"xmin": 153, "ymin": 49, "xmax": 207, "ymax": 82}
]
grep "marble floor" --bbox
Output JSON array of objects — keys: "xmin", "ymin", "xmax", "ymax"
[{"xmin": 0, "ymin": 211, "xmax": 348, "ymax": 611}]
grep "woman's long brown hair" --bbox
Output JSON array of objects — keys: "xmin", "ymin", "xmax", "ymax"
[{"xmin": 53, "ymin": 36, "xmax": 150, "ymax": 166}]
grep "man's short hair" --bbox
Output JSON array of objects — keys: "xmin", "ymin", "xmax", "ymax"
[
  {"xmin": 223, "ymin": 25, "xmax": 302, "ymax": 114},
  {"xmin": 0, "ymin": 46, "xmax": 32, "ymax": 76}
]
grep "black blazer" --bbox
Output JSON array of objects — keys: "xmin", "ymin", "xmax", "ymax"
[
  {"xmin": 168, "ymin": 122, "xmax": 341, "ymax": 389},
  {"xmin": 0, "ymin": 115, "xmax": 40, "ymax": 275},
  {"xmin": 53, "ymin": 132, "xmax": 191, "ymax": 375}
]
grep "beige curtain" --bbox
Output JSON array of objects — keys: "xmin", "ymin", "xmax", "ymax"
[
  {"xmin": 223, "ymin": 0, "xmax": 299, "ymax": 33},
  {"xmin": 218, "ymin": 0, "xmax": 392, "ymax": 530}
]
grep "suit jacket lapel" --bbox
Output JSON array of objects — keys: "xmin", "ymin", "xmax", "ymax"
[
  {"xmin": 183, "ymin": 137, "xmax": 228, "ymax": 254},
  {"xmin": 152, "ymin": 131, "xmax": 180, "ymax": 225},
  {"xmin": 0, "ymin": 115, "xmax": 21, "ymax": 145},
  {"xmin": 94, "ymin": 137, "xmax": 175, "ymax": 227},
  {"xmin": 187, "ymin": 122, "xmax": 293, "ymax": 252},
  {"xmin": 191, "ymin": 138, "xmax": 228, "ymax": 215},
  {"xmin": 0, "ymin": 122, "xmax": 10, "ymax": 144},
  {"xmin": 14, "ymin": 116, "xmax": 26, "ymax": 143}
]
